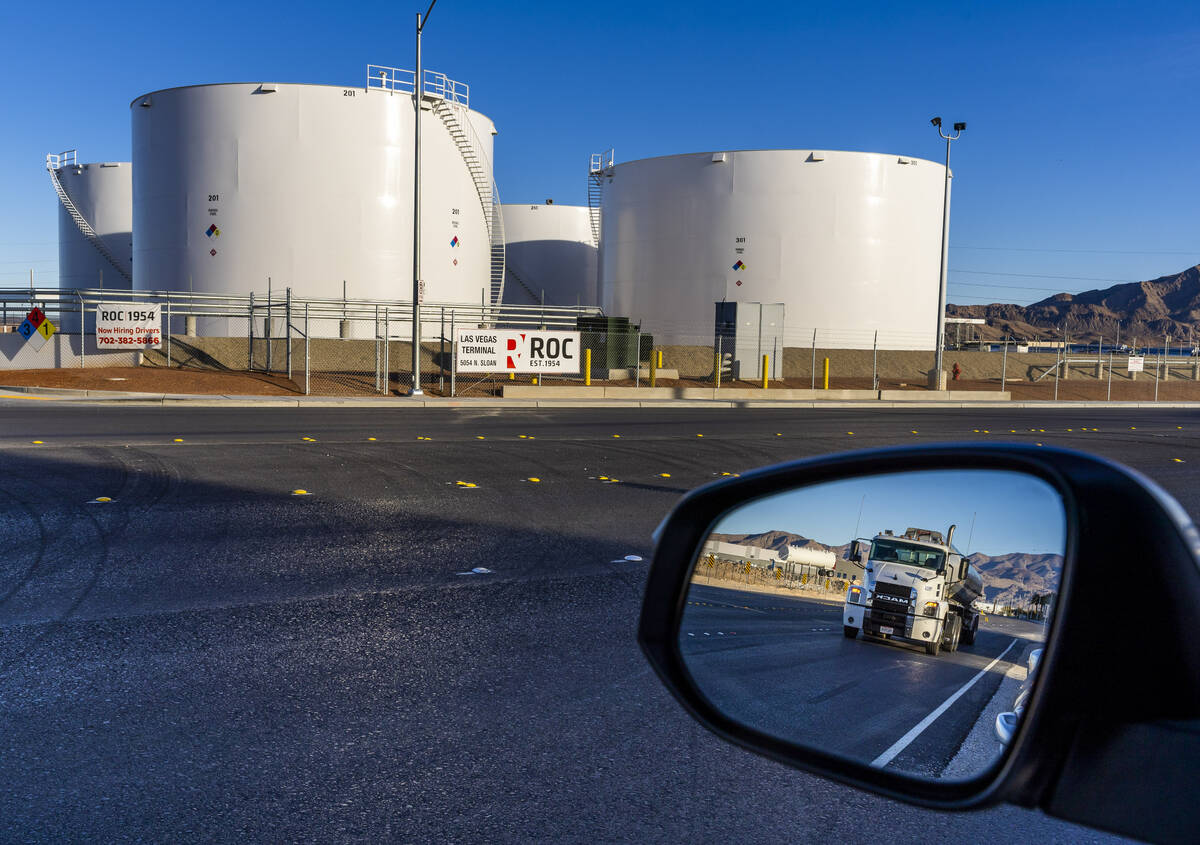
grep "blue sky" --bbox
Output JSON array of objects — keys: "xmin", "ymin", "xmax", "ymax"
[
  {"xmin": 2, "ymin": 1, "xmax": 1197, "ymax": 302},
  {"xmin": 713, "ymin": 470, "xmax": 1066, "ymax": 557}
]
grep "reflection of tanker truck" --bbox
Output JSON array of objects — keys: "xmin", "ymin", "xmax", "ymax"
[{"xmin": 841, "ymin": 525, "xmax": 983, "ymax": 656}]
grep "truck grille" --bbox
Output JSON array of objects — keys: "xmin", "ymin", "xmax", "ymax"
[{"xmin": 869, "ymin": 582, "xmax": 911, "ymax": 631}]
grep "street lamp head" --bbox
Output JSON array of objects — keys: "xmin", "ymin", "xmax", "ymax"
[
  {"xmin": 954, "ymin": 121, "xmax": 967, "ymax": 132},
  {"xmin": 930, "ymin": 117, "xmax": 942, "ymax": 127}
]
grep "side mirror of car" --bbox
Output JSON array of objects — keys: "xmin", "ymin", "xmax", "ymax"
[{"xmin": 638, "ymin": 444, "xmax": 1200, "ymax": 844}]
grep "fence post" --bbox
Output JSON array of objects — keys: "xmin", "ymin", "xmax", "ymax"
[
  {"xmin": 1107, "ymin": 350, "xmax": 1113, "ymax": 402},
  {"xmin": 872, "ymin": 330, "xmax": 878, "ymax": 391},
  {"xmin": 449, "ymin": 309, "xmax": 456, "ymax": 397},
  {"xmin": 823, "ymin": 357, "xmax": 830, "ymax": 390},
  {"xmin": 440, "ymin": 306, "xmax": 445, "ymax": 393},
  {"xmin": 248, "ymin": 291, "xmax": 255, "ymax": 371},
  {"xmin": 384, "ymin": 307, "xmax": 390, "ymax": 395},
  {"xmin": 266, "ymin": 278, "xmax": 273, "ymax": 374},
  {"xmin": 166, "ymin": 299, "xmax": 172, "ymax": 368},
  {"xmin": 761, "ymin": 354, "xmax": 768, "ymax": 390},
  {"xmin": 635, "ymin": 329, "xmax": 641, "ymax": 388},
  {"xmin": 79, "ymin": 295, "xmax": 85, "ymax": 369},
  {"xmin": 585, "ymin": 347, "xmax": 592, "ymax": 387},
  {"xmin": 375, "ymin": 304, "xmax": 381, "ymax": 392},
  {"xmin": 715, "ymin": 351, "xmax": 721, "ymax": 389},
  {"xmin": 304, "ymin": 302, "xmax": 310, "ymax": 396},
  {"xmin": 286, "ymin": 287, "xmax": 292, "ymax": 382},
  {"xmin": 811, "ymin": 328, "xmax": 817, "ymax": 389},
  {"xmin": 999, "ymin": 335, "xmax": 1008, "ymax": 393},
  {"xmin": 1054, "ymin": 347, "xmax": 1060, "ymax": 400}
]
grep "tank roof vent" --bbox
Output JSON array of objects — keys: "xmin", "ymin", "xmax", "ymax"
[
  {"xmin": 711, "ymin": 152, "xmax": 727, "ymax": 163},
  {"xmin": 807, "ymin": 152, "xmax": 825, "ymax": 162},
  {"xmin": 256, "ymin": 83, "xmax": 278, "ymax": 93},
  {"xmin": 138, "ymin": 96, "xmax": 152, "ymax": 108}
]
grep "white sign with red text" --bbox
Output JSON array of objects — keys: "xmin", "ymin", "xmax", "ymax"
[
  {"xmin": 95, "ymin": 303, "xmax": 162, "ymax": 349},
  {"xmin": 455, "ymin": 329, "xmax": 581, "ymax": 373}
]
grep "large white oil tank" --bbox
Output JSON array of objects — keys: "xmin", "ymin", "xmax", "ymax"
[
  {"xmin": 50, "ymin": 157, "xmax": 133, "ymax": 291},
  {"xmin": 596, "ymin": 150, "xmax": 948, "ymax": 349},
  {"xmin": 500, "ymin": 202, "xmax": 598, "ymax": 307},
  {"xmin": 131, "ymin": 70, "xmax": 499, "ymax": 336}
]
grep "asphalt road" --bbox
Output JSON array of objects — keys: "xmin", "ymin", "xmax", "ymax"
[
  {"xmin": 3, "ymin": 403, "xmax": 1189, "ymax": 842},
  {"xmin": 681, "ymin": 584, "xmax": 1043, "ymax": 777}
]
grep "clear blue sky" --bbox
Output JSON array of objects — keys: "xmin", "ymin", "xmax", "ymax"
[
  {"xmin": 713, "ymin": 470, "xmax": 1066, "ymax": 557},
  {"xmin": 2, "ymin": 1, "xmax": 1197, "ymax": 302}
]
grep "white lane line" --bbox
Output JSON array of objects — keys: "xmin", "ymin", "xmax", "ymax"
[{"xmin": 870, "ymin": 637, "xmax": 1018, "ymax": 769}]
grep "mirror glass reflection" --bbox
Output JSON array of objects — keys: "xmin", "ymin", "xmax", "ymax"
[{"xmin": 680, "ymin": 469, "xmax": 1065, "ymax": 780}]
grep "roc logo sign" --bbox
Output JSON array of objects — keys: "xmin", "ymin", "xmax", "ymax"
[
  {"xmin": 17, "ymin": 307, "xmax": 56, "ymax": 352},
  {"xmin": 455, "ymin": 329, "xmax": 581, "ymax": 374}
]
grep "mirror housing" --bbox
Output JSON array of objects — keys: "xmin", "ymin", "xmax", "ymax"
[
  {"xmin": 848, "ymin": 539, "xmax": 861, "ymax": 560},
  {"xmin": 638, "ymin": 444, "xmax": 1200, "ymax": 842}
]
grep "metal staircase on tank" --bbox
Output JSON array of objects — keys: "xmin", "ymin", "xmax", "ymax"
[
  {"xmin": 505, "ymin": 261, "xmax": 543, "ymax": 306},
  {"xmin": 587, "ymin": 149, "xmax": 614, "ymax": 247},
  {"xmin": 45, "ymin": 150, "xmax": 132, "ymax": 284},
  {"xmin": 430, "ymin": 96, "xmax": 505, "ymax": 307}
]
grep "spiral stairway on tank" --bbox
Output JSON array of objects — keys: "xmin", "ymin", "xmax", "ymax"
[
  {"xmin": 45, "ymin": 152, "xmax": 132, "ymax": 285},
  {"xmin": 430, "ymin": 99, "xmax": 505, "ymax": 307}
]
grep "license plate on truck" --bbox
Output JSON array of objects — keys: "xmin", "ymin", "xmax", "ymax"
[{"xmin": 879, "ymin": 626, "xmax": 894, "ymax": 635}]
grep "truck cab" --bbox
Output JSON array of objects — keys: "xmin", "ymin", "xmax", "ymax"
[{"xmin": 841, "ymin": 526, "xmax": 982, "ymax": 656}]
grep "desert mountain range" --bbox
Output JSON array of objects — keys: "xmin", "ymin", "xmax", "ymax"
[
  {"xmin": 947, "ymin": 263, "xmax": 1200, "ymax": 345},
  {"xmin": 711, "ymin": 531, "xmax": 1060, "ymax": 608}
]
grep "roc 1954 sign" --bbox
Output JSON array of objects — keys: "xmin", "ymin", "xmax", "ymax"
[
  {"xmin": 96, "ymin": 304, "xmax": 162, "ymax": 349},
  {"xmin": 456, "ymin": 329, "xmax": 581, "ymax": 374}
]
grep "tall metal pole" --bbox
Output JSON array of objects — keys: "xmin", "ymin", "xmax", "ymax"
[
  {"xmin": 411, "ymin": 1, "xmax": 437, "ymax": 395},
  {"xmin": 931, "ymin": 118, "xmax": 964, "ymax": 390}
]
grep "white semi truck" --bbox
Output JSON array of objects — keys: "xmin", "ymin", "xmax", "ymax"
[{"xmin": 841, "ymin": 525, "xmax": 984, "ymax": 656}]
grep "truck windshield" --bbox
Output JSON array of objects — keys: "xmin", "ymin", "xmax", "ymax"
[{"xmin": 869, "ymin": 539, "xmax": 945, "ymax": 571}]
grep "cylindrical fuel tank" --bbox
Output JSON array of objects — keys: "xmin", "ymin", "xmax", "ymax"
[
  {"xmin": 949, "ymin": 562, "xmax": 985, "ymax": 606},
  {"xmin": 131, "ymin": 78, "xmax": 497, "ymax": 336},
  {"xmin": 56, "ymin": 161, "xmax": 133, "ymax": 290},
  {"xmin": 598, "ymin": 149, "xmax": 948, "ymax": 349},
  {"xmin": 500, "ymin": 203, "xmax": 598, "ymax": 307}
]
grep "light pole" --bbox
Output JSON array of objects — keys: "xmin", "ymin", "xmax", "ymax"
[
  {"xmin": 930, "ymin": 116, "xmax": 965, "ymax": 390},
  {"xmin": 411, "ymin": 0, "xmax": 439, "ymax": 396}
]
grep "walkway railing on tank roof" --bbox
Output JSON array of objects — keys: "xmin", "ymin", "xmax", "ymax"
[{"xmin": 366, "ymin": 65, "xmax": 469, "ymax": 107}]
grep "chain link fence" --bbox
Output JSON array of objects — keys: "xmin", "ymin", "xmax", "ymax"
[{"xmin": 6, "ymin": 286, "xmax": 1200, "ymax": 401}]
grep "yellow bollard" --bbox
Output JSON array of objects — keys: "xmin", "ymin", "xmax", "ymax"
[
  {"xmin": 585, "ymin": 348, "xmax": 592, "ymax": 387},
  {"xmin": 509, "ymin": 371, "xmax": 515, "ymax": 381},
  {"xmin": 714, "ymin": 352, "xmax": 721, "ymax": 389},
  {"xmin": 823, "ymin": 357, "xmax": 830, "ymax": 390},
  {"xmin": 657, "ymin": 349, "xmax": 664, "ymax": 369},
  {"xmin": 650, "ymin": 349, "xmax": 657, "ymax": 388},
  {"xmin": 762, "ymin": 354, "xmax": 769, "ymax": 390}
]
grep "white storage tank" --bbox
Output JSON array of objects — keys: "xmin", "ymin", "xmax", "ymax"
[
  {"xmin": 50, "ymin": 157, "xmax": 133, "ymax": 291},
  {"xmin": 500, "ymin": 202, "xmax": 598, "ymax": 307},
  {"xmin": 131, "ymin": 71, "xmax": 499, "ymax": 336},
  {"xmin": 596, "ymin": 150, "xmax": 948, "ymax": 349}
]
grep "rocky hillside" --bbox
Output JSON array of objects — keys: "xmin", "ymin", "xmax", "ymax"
[
  {"xmin": 711, "ymin": 531, "xmax": 1059, "ymax": 609},
  {"xmin": 947, "ymin": 263, "xmax": 1200, "ymax": 344}
]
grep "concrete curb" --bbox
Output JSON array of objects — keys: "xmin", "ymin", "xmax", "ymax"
[{"xmin": 6, "ymin": 383, "xmax": 1200, "ymax": 409}]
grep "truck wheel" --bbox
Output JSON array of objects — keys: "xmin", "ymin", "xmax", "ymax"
[
  {"xmin": 947, "ymin": 615, "xmax": 962, "ymax": 652},
  {"xmin": 843, "ymin": 626, "xmax": 858, "ymax": 639},
  {"xmin": 961, "ymin": 615, "xmax": 978, "ymax": 646},
  {"xmin": 925, "ymin": 638, "xmax": 940, "ymax": 656}
]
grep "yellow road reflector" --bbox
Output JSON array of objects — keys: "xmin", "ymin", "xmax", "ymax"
[
  {"xmin": 911, "ymin": 430, "xmax": 919, "ymax": 434},
  {"xmin": 1177, "ymin": 426, "xmax": 1183, "ymax": 429},
  {"xmin": 367, "ymin": 437, "xmax": 377, "ymax": 441},
  {"xmin": 983, "ymin": 430, "xmax": 990, "ymax": 434},
  {"xmin": 696, "ymin": 434, "xmax": 703, "ymax": 437},
  {"xmin": 598, "ymin": 476, "xmax": 609, "ymax": 481},
  {"xmin": 301, "ymin": 436, "xmax": 317, "ymax": 442},
  {"xmin": 476, "ymin": 436, "xmax": 485, "ymax": 440},
  {"xmin": 455, "ymin": 481, "xmax": 478, "ymax": 488},
  {"xmin": 1067, "ymin": 428, "xmax": 1073, "ymax": 432},
  {"xmin": 972, "ymin": 429, "xmax": 979, "ymax": 433},
  {"xmin": 32, "ymin": 440, "xmax": 44, "ymax": 444},
  {"xmin": 612, "ymin": 434, "xmax": 621, "ymax": 438},
  {"xmin": 846, "ymin": 432, "xmax": 853, "ymax": 435},
  {"xmin": 659, "ymin": 473, "xmax": 671, "ymax": 478},
  {"xmin": 291, "ymin": 489, "xmax": 311, "ymax": 496},
  {"xmin": 1036, "ymin": 442, "xmax": 1044, "ymax": 446},
  {"xmin": 775, "ymin": 433, "xmax": 782, "ymax": 436},
  {"xmin": 173, "ymin": 438, "xmax": 184, "ymax": 442},
  {"xmin": 1010, "ymin": 430, "xmax": 1017, "ymax": 433},
  {"xmin": 417, "ymin": 435, "xmax": 433, "ymax": 440},
  {"xmin": 1173, "ymin": 458, "xmax": 1185, "ymax": 463},
  {"xmin": 1130, "ymin": 426, "xmax": 1137, "ymax": 430},
  {"xmin": 89, "ymin": 496, "xmax": 113, "ymax": 504},
  {"xmin": 527, "ymin": 477, "xmax": 541, "ymax": 483}
]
